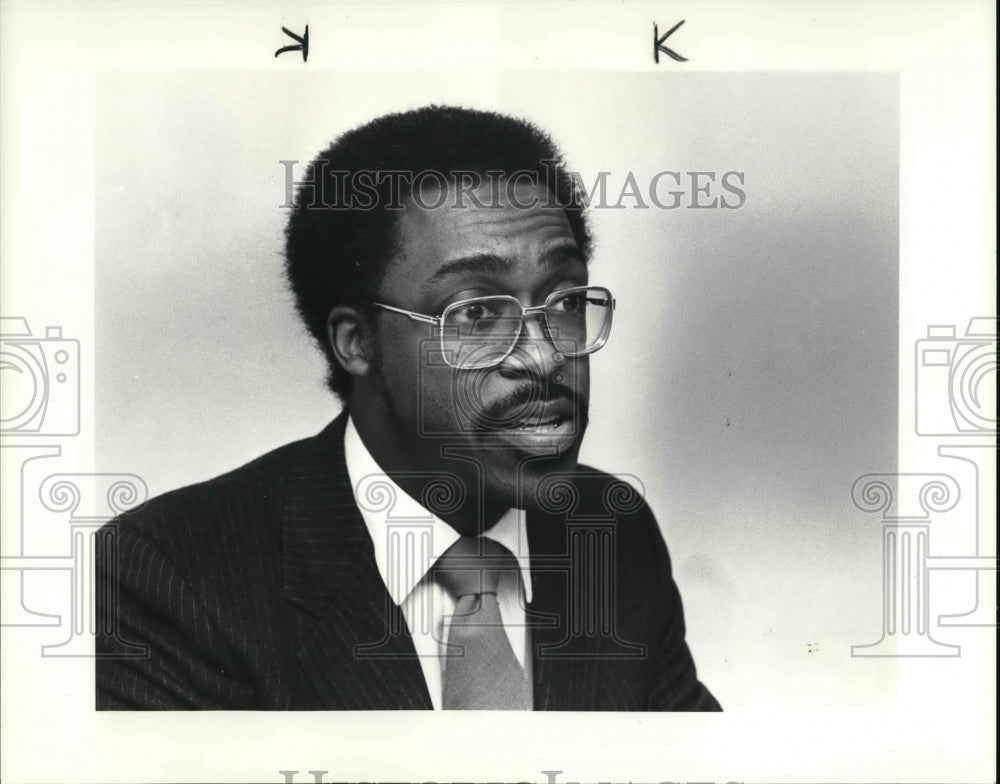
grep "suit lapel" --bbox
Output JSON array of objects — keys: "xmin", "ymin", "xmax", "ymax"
[
  {"xmin": 278, "ymin": 414, "xmax": 628, "ymax": 710},
  {"xmin": 526, "ymin": 505, "xmax": 604, "ymax": 711},
  {"xmin": 281, "ymin": 412, "xmax": 432, "ymax": 710}
]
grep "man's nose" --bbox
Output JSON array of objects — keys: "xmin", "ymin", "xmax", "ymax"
[{"xmin": 495, "ymin": 314, "xmax": 562, "ymax": 380}]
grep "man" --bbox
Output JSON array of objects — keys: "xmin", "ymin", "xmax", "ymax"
[{"xmin": 96, "ymin": 105, "xmax": 720, "ymax": 711}]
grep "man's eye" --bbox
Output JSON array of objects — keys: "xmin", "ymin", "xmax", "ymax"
[
  {"xmin": 554, "ymin": 292, "xmax": 585, "ymax": 314},
  {"xmin": 450, "ymin": 301, "xmax": 497, "ymax": 323}
]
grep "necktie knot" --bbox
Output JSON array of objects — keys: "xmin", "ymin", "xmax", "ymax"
[
  {"xmin": 433, "ymin": 535, "xmax": 532, "ymax": 709},
  {"xmin": 433, "ymin": 536, "xmax": 516, "ymax": 601}
]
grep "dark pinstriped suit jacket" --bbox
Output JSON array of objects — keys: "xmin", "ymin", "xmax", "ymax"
[{"xmin": 95, "ymin": 412, "xmax": 720, "ymax": 710}]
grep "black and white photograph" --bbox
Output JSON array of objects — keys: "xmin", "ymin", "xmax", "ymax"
[
  {"xmin": 89, "ymin": 70, "xmax": 898, "ymax": 715},
  {"xmin": 0, "ymin": 1, "xmax": 994, "ymax": 782}
]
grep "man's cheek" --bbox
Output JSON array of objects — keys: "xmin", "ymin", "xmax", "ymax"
[
  {"xmin": 417, "ymin": 370, "xmax": 466, "ymax": 436},
  {"xmin": 382, "ymin": 335, "xmax": 432, "ymax": 421}
]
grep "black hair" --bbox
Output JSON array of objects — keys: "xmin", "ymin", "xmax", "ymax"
[{"xmin": 283, "ymin": 104, "xmax": 592, "ymax": 399}]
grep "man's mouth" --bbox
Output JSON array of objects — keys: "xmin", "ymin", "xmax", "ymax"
[
  {"xmin": 487, "ymin": 396, "xmax": 580, "ymax": 442},
  {"xmin": 509, "ymin": 414, "xmax": 566, "ymax": 434},
  {"xmin": 467, "ymin": 384, "xmax": 588, "ymax": 450}
]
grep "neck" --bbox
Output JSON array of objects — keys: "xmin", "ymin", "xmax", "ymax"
[{"xmin": 348, "ymin": 400, "xmax": 508, "ymax": 537}]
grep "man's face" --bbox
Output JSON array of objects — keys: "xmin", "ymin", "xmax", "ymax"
[{"xmin": 365, "ymin": 179, "xmax": 591, "ymax": 513}]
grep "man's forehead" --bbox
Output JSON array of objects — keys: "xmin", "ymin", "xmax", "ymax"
[{"xmin": 395, "ymin": 179, "xmax": 579, "ymax": 261}]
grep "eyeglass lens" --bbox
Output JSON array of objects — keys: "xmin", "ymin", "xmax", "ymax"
[{"xmin": 441, "ymin": 288, "xmax": 612, "ymax": 369}]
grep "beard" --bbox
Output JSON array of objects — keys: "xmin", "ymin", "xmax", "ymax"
[{"xmin": 362, "ymin": 344, "xmax": 589, "ymax": 529}]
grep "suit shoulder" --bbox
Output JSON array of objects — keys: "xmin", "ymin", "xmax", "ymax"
[
  {"xmin": 571, "ymin": 463, "xmax": 655, "ymax": 520},
  {"xmin": 569, "ymin": 463, "xmax": 670, "ymax": 562},
  {"xmin": 100, "ymin": 433, "xmax": 313, "ymax": 548}
]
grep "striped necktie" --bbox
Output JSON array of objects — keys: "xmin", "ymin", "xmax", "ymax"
[{"xmin": 434, "ymin": 536, "xmax": 532, "ymax": 710}]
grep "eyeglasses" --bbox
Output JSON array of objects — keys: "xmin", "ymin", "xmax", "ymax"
[{"xmin": 369, "ymin": 285, "xmax": 616, "ymax": 370}]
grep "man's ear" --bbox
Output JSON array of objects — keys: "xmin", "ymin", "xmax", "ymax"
[{"xmin": 326, "ymin": 305, "xmax": 374, "ymax": 381}]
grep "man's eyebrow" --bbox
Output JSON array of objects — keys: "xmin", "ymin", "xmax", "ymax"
[
  {"xmin": 537, "ymin": 244, "xmax": 586, "ymax": 268},
  {"xmin": 429, "ymin": 245, "xmax": 585, "ymax": 282},
  {"xmin": 429, "ymin": 253, "xmax": 514, "ymax": 282}
]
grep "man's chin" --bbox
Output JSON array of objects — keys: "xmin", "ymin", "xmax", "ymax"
[
  {"xmin": 420, "ymin": 424, "xmax": 586, "ymax": 515},
  {"xmin": 482, "ymin": 444, "xmax": 583, "ymax": 513}
]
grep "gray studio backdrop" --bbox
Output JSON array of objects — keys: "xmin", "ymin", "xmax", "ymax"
[{"xmin": 97, "ymin": 72, "xmax": 898, "ymax": 709}]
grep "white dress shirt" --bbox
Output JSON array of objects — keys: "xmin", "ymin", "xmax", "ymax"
[{"xmin": 344, "ymin": 416, "xmax": 533, "ymax": 709}]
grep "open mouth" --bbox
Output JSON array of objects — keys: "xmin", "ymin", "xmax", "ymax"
[
  {"xmin": 509, "ymin": 414, "xmax": 566, "ymax": 434},
  {"xmin": 499, "ymin": 396, "xmax": 577, "ymax": 437},
  {"xmin": 472, "ymin": 392, "xmax": 584, "ymax": 446}
]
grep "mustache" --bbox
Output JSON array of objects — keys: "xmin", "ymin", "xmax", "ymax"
[{"xmin": 471, "ymin": 382, "xmax": 589, "ymax": 430}]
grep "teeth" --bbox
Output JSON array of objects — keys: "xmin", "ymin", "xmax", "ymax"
[{"xmin": 513, "ymin": 418, "xmax": 562, "ymax": 433}]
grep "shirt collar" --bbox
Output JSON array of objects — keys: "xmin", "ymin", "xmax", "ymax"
[{"xmin": 343, "ymin": 415, "xmax": 532, "ymax": 607}]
